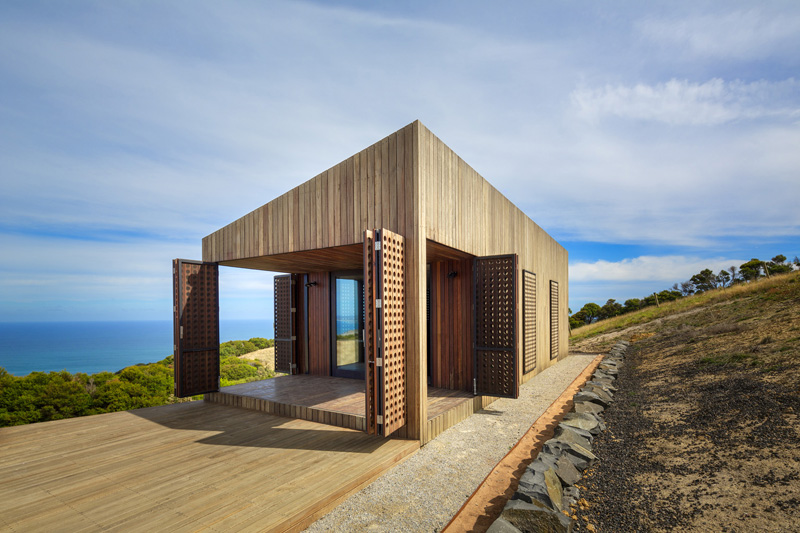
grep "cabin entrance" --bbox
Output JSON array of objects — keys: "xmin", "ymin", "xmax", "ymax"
[{"xmin": 425, "ymin": 244, "xmax": 519, "ymax": 399}]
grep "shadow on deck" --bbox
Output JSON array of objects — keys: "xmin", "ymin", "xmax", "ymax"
[{"xmin": 0, "ymin": 402, "xmax": 418, "ymax": 532}]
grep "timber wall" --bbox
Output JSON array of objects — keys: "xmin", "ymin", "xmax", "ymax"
[{"xmin": 418, "ymin": 124, "xmax": 570, "ymax": 380}]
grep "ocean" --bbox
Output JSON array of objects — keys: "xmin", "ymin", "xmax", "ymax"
[{"xmin": 0, "ymin": 320, "xmax": 274, "ymax": 377}]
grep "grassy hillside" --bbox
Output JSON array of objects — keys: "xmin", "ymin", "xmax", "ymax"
[
  {"xmin": 572, "ymin": 271, "xmax": 800, "ymax": 380},
  {"xmin": 569, "ymin": 271, "xmax": 800, "ymax": 532}
]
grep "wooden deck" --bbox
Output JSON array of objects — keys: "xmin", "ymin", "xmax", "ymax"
[
  {"xmin": 0, "ymin": 401, "xmax": 418, "ymax": 532},
  {"xmin": 205, "ymin": 375, "xmax": 474, "ymax": 436}
]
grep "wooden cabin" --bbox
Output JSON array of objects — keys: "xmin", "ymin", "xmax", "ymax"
[{"xmin": 172, "ymin": 120, "xmax": 568, "ymax": 445}]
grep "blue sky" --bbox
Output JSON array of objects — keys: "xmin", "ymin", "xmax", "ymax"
[{"xmin": 1, "ymin": 0, "xmax": 798, "ymax": 322}]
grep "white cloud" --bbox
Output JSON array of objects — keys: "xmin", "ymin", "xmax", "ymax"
[
  {"xmin": 571, "ymin": 78, "xmax": 800, "ymax": 125},
  {"xmin": 1, "ymin": 1, "xmax": 799, "ymax": 321},
  {"xmin": 570, "ymin": 255, "xmax": 745, "ymax": 283},
  {"xmin": 637, "ymin": 9, "xmax": 800, "ymax": 60}
]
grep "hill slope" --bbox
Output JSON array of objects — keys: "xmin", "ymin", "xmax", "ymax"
[{"xmin": 569, "ymin": 272, "xmax": 800, "ymax": 532}]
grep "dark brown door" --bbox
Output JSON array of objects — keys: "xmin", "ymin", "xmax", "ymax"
[
  {"xmin": 173, "ymin": 259, "xmax": 220, "ymax": 397},
  {"xmin": 364, "ymin": 228, "xmax": 407, "ymax": 437},
  {"xmin": 274, "ymin": 274, "xmax": 296, "ymax": 374},
  {"xmin": 473, "ymin": 254, "xmax": 518, "ymax": 399}
]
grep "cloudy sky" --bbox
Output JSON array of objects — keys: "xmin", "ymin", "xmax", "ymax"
[{"xmin": 1, "ymin": 0, "xmax": 798, "ymax": 323}]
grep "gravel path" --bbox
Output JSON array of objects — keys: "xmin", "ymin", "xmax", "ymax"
[
  {"xmin": 573, "ymin": 342, "xmax": 800, "ymax": 532},
  {"xmin": 306, "ymin": 354, "xmax": 597, "ymax": 532}
]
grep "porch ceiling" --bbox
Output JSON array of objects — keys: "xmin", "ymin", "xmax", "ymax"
[
  {"xmin": 221, "ymin": 239, "xmax": 473, "ymax": 273},
  {"xmin": 220, "ymin": 243, "xmax": 363, "ymax": 273},
  {"xmin": 427, "ymin": 239, "xmax": 474, "ymax": 262}
]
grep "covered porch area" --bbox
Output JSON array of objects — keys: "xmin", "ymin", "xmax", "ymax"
[{"xmin": 205, "ymin": 375, "xmax": 498, "ymax": 442}]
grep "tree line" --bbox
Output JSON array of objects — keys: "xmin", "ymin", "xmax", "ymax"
[
  {"xmin": 570, "ymin": 255, "xmax": 798, "ymax": 329},
  {"xmin": 0, "ymin": 338, "xmax": 275, "ymax": 427}
]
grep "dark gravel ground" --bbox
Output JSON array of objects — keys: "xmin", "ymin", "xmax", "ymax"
[{"xmin": 570, "ymin": 343, "xmax": 800, "ymax": 533}]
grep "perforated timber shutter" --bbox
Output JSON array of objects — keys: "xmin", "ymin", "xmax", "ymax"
[
  {"xmin": 364, "ymin": 228, "xmax": 406, "ymax": 437},
  {"xmin": 274, "ymin": 274, "xmax": 296, "ymax": 374},
  {"xmin": 474, "ymin": 254, "xmax": 518, "ymax": 399},
  {"xmin": 364, "ymin": 230, "xmax": 378, "ymax": 435},
  {"xmin": 173, "ymin": 259, "xmax": 220, "ymax": 397},
  {"xmin": 523, "ymin": 270, "xmax": 537, "ymax": 374},
  {"xmin": 550, "ymin": 280, "xmax": 559, "ymax": 360}
]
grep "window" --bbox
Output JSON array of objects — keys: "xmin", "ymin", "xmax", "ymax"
[{"xmin": 523, "ymin": 270, "xmax": 536, "ymax": 373}]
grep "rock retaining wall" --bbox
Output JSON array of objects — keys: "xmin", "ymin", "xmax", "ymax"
[{"xmin": 487, "ymin": 341, "xmax": 630, "ymax": 533}]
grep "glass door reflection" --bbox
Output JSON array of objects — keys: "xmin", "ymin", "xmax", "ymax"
[{"xmin": 332, "ymin": 271, "xmax": 365, "ymax": 379}]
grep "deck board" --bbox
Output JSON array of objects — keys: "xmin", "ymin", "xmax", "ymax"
[
  {"xmin": 208, "ymin": 374, "xmax": 473, "ymax": 423},
  {"xmin": 0, "ymin": 402, "xmax": 418, "ymax": 533}
]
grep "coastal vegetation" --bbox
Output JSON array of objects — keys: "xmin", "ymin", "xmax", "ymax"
[{"xmin": 0, "ymin": 338, "xmax": 275, "ymax": 427}]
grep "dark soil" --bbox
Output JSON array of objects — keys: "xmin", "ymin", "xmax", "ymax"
[{"xmin": 570, "ymin": 342, "xmax": 800, "ymax": 533}]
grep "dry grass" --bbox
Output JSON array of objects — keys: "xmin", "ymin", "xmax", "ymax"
[{"xmin": 571, "ymin": 271, "xmax": 800, "ymax": 343}]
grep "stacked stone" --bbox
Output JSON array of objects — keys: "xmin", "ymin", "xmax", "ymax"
[{"xmin": 487, "ymin": 341, "xmax": 629, "ymax": 533}]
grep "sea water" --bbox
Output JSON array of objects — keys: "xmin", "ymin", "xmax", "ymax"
[{"xmin": 0, "ymin": 320, "xmax": 274, "ymax": 376}]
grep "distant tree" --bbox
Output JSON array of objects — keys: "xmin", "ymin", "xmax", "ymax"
[
  {"xmin": 767, "ymin": 255, "xmax": 793, "ymax": 275},
  {"xmin": 729, "ymin": 265, "xmax": 739, "ymax": 284},
  {"xmin": 679, "ymin": 281, "xmax": 694, "ymax": 296},
  {"xmin": 690, "ymin": 269, "xmax": 718, "ymax": 292},
  {"xmin": 793, "ymin": 256, "xmax": 800, "ymax": 269},
  {"xmin": 716, "ymin": 269, "xmax": 731, "ymax": 288},
  {"xmin": 657, "ymin": 289, "xmax": 682, "ymax": 303},
  {"xmin": 739, "ymin": 258, "xmax": 763, "ymax": 281},
  {"xmin": 574, "ymin": 302, "xmax": 601, "ymax": 324},
  {"xmin": 599, "ymin": 299, "xmax": 624, "ymax": 320},
  {"xmin": 623, "ymin": 298, "xmax": 641, "ymax": 313}
]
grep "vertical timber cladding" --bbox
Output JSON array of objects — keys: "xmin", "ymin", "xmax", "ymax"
[
  {"xmin": 550, "ymin": 280, "xmax": 559, "ymax": 360},
  {"xmin": 365, "ymin": 228, "xmax": 407, "ymax": 437},
  {"xmin": 474, "ymin": 254, "xmax": 518, "ymax": 399},
  {"xmin": 363, "ymin": 230, "xmax": 378, "ymax": 435},
  {"xmin": 523, "ymin": 270, "xmax": 536, "ymax": 374},
  {"xmin": 173, "ymin": 259, "xmax": 220, "ymax": 398},
  {"xmin": 274, "ymin": 274, "xmax": 296, "ymax": 374}
]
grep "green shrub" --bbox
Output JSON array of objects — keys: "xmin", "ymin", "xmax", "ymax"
[
  {"xmin": 219, "ymin": 340, "xmax": 259, "ymax": 357},
  {"xmin": 220, "ymin": 362, "xmax": 258, "ymax": 382},
  {"xmin": 249, "ymin": 337, "xmax": 274, "ymax": 349}
]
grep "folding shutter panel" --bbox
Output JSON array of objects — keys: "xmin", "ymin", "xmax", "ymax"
[
  {"xmin": 173, "ymin": 259, "xmax": 220, "ymax": 397},
  {"xmin": 523, "ymin": 270, "xmax": 536, "ymax": 374},
  {"xmin": 377, "ymin": 229, "xmax": 406, "ymax": 436},
  {"xmin": 364, "ymin": 230, "xmax": 378, "ymax": 435},
  {"xmin": 364, "ymin": 228, "xmax": 406, "ymax": 437},
  {"xmin": 550, "ymin": 280, "xmax": 559, "ymax": 360},
  {"xmin": 274, "ymin": 274, "xmax": 295, "ymax": 374},
  {"xmin": 474, "ymin": 254, "xmax": 518, "ymax": 399}
]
